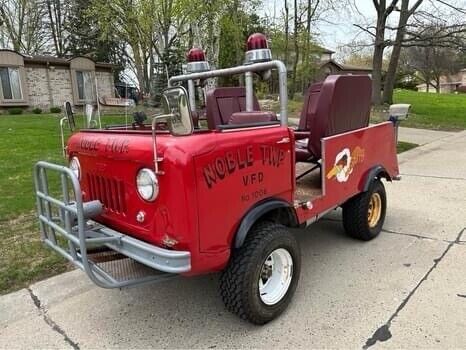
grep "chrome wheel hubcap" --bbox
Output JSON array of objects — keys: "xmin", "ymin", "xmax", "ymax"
[{"xmin": 258, "ymin": 248, "xmax": 293, "ymax": 305}]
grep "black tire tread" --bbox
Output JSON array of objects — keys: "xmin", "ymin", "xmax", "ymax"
[
  {"xmin": 342, "ymin": 179, "xmax": 386, "ymax": 241},
  {"xmin": 219, "ymin": 221, "xmax": 299, "ymax": 324}
]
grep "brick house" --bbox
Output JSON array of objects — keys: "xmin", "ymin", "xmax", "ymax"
[
  {"xmin": 0, "ymin": 49, "xmax": 116, "ymax": 111},
  {"xmin": 416, "ymin": 69, "xmax": 466, "ymax": 93}
]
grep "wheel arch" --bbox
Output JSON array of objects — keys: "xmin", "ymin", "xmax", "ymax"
[
  {"xmin": 234, "ymin": 198, "xmax": 298, "ymax": 249},
  {"xmin": 362, "ymin": 165, "xmax": 392, "ymax": 192}
]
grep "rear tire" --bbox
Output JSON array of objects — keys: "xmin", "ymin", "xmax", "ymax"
[
  {"xmin": 342, "ymin": 179, "xmax": 386, "ymax": 241},
  {"xmin": 220, "ymin": 221, "xmax": 301, "ymax": 325}
]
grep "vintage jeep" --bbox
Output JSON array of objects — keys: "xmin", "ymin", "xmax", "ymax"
[{"xmin": 33, "ymin": 33, "xmax": 405, "ymax": 324}]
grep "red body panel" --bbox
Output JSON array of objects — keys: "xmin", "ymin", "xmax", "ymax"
[
  {"xmin": 67, "ymin": 121, "xmax": 398, "ymax": 275},
  {"xmin": 194, "ymin": 127, "xmax": 294, "ymax": 254},
  {"xmin": 295, "ymin": 122, "xmax": 399, "ymax": 223}
]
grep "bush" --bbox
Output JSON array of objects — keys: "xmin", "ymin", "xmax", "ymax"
[
  {"xmin": 32, "ymin": 107, "xmax": 42, "ymax": 114},
  {"xmin": 50, "ymin": 106, "xmax": 61, "ymax": 113},
  {"xmin": 8, "ymin": 108, "xmax": 23, "ymax": 115}
]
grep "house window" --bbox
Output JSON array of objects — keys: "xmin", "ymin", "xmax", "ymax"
[
  {"xmin": 76, "ymin": 71, "xmax": 94, "ymax": 101},
  {"xmin": 0, "ymin": 67, "xmax": 23, "ymax": 100}
]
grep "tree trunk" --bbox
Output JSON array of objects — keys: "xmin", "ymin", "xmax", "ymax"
[
  {"xmin": 133, "ymin": 44, "xmax": 146, "ymax": 94},
  {"xmin": 291, "ymin": 0, "xmax": 299, "ymax": 99},
  {"xmin": 371, "ymin": 14, "xmax": 386, "ymax": 105},
  {"xmin": 372, "ymin": 43, "xmax": 384, "ymax": 104},
  {"xmin": 383, "ymin": 0, "xmax": 411, "ymax": 104},
  {"xmin": 284, "ymin": 0, "xmax": 289, "ymax": 68}
]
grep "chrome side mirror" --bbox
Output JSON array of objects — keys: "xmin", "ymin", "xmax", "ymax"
[{"xmin": 162, "ymin": 87, "xmax": 193, "ymax": 136}]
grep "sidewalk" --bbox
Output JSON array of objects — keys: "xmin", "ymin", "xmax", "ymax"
[
  {"xmin": 397, "ymin": 127, "xmax": 457, "ymax": 145},
  {"xmin": 289, "ymin": 117, "xmax": 458, "ymax": 145},
  {"xmin": 1, "ymin": 130, "xmax": 465, "ymax": 349}
]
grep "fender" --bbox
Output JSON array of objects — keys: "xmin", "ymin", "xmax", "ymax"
[
  {"xmin": 234, "ymin": 199, "xmax": 297, "ymax": 249},
  {"xmin": 362, "ymin": 165, "xmax": 392, "ymax": 192}
]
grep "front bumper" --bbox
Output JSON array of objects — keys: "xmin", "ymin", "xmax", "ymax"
[{"xmin": 34, "ymin": 161, "xmax": 191, "ymax": 288}]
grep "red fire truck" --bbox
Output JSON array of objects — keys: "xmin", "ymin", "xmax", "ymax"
[{"xmin": 34, "ymin": 33, "xmax": 406, "ymax": 324}]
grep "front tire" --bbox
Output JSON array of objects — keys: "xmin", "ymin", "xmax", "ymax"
[
  {"xmin": 220, "ymin": 221, "xmax": 301, "ymax": 325},
  {"xmin": 342, "ymin": 179, "xmax": 387, "ymax": 241}
]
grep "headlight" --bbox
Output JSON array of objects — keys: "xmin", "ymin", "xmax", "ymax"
[
  {"xmin": 69, "ymin": 157, "xmax": 81, "ymax": 180},
  {"xmin": 136, "ymin": 168, "xmax": 158, "ymax": 201}
]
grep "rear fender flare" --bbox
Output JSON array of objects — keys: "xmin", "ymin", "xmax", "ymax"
[
  {"xmin": 363, "ymin": 165, "xmax": 391, "ymax": 192},
  {"xmin": 234, "ymin": 199, "xmax": 297, "ymax": 249}
]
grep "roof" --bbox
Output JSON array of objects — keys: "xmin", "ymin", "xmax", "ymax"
[
  {"xmin": 320, "ymin": 59, "xmax": 373, "ymax": 72},
  {"xmin": 339, "ymin": 62, "xmax": 373, "ymax": 71},
  {"xmin": 315, "ymin": 46, "xmax": 335, "ymax": 54},
  {"xmin": 0, "ymin": 49, "xmax": 117, "ymax": 69},
  {"xmin": 25, "ymin": 55, "xmax": 116, "ymax": 69}
]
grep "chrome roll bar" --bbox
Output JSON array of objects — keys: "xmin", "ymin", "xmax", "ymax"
[{"xmin": 168, "ymin": 60, "xmax": 288, "ymax": 126}]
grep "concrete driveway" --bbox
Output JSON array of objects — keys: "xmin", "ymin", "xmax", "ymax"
[{"xmin": 1, "ymin": 129, "xmax": 465, "ymax": 349}]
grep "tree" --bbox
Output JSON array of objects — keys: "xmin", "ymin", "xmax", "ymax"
[
  {"xmin": 89, "ymin": 0, "xmax": 158, "ymax": 94},
  {"xmin": 0, "ymin": 0, "xmax": 49, "ymax": 54},
  {"xmin": 355, "ymin": 0, "xmax": 399, "ymax": 104},
  {"xmin": 67, "ymin": 0, "xmax": 128, "ymax": 81},
  {"xmin": 381, "ymin": 0, "xmax": 423, "ymax": 104},
  {"xmin": 44, "ymin": 0, "xmax": 70, "ymax": 57},
  {"xmin": 404, "ymin": 45, "xmax": 463, "ymax": 93},
  {"xmin": 355, "ymin": 0, "xmax": 466, "ymax": 104}
]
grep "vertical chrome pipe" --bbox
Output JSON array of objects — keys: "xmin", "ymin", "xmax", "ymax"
[
  {"xmin": 245, "ymin": 71, "xmax": 254, "ymax": 111},
  {"xmin": 188, "ymin": 79, "xmax": 196, "ymax": 112},
  {"xmin": 275, "ymin": 60, "xmax": 288, "ymax": 126}
]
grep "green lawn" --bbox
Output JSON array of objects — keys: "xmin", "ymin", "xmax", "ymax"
[
  {"xmin": 390, "ymin": 90, "xmax": 466, "ymax": 130},
  {"xmin": 0, "ymin": 114, "xmax": 126, "ymax": 294},
  {"xmin": 397, "ymin": 141, "xmax": 418, "ymax": 153},
  {"xmin": 269, "ymin": 89, "xmax": 466, "ymax": 131},
  {"xmin": 0, "ymin": 111, "xmax": 420, "ymax": 294}
]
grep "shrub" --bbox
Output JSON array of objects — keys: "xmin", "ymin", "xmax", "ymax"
[
  {"xmin": 32, "ymin": 107, "xmax": 42, "ymax": 114},
  {"xmin": 50, "ymin": 106, "xmax": 61, "ymax": 113},
  {"xmin": 8, "ymin": 108, "xmax": 23, "ymax": 115}
]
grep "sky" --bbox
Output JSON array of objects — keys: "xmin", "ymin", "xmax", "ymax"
[{"xmin": 260, "ymin": 0, "xmax": 377, "ymax": 55}]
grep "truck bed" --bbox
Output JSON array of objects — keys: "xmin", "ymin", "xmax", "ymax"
[{"xmin": 294, "ymin": 163, "xmax": 322, "ymax": 203}]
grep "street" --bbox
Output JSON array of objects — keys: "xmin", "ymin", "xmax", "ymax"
[{"xmin": 1, "ymin": 129, "xmax": 465, "ymax": 349}]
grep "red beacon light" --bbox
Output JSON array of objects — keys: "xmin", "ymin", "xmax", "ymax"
[
  {"xmin": 245, "ymin": 33, "xmax": 272, "ymax": 64},
  {"xmin": 186, "ymin": 47, "xmax": 210, "ymax": 73}
]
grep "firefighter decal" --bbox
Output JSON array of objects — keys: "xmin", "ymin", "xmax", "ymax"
[{"xmin": 327, "ymin": 146, "xmax": 365, "ymax": 182}]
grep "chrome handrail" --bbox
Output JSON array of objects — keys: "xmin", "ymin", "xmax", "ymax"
[
  {"xmin": 151, "ymin": 114, "xmax": 172, "ymax": 175},
  {"xmin": 168, "ymin": 60, "xmax": 288, "ymax": 126},
  {"xmin": 59, "ymin": 117, "xmax": 68, "ymax": 158}
]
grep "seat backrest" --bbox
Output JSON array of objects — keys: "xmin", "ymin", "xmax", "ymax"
[
  {"xmin": 298, "ymin": 82, "xmax": 322, "ymax": 131},
  {"xmin": 308, "ymin": 75, "xmax": 372, "ymax": 159},
  {"xmin": 206, "ymin": 87, "xmax": 261, "ymax": 129},
  {"xmin": 228, "ymin": 111, "xmax": 277, "ymax": 125}
]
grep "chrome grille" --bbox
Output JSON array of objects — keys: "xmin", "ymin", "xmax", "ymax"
[{"xmin": 86, "ymin": 174, "xmax": 126, "ymax": 214}]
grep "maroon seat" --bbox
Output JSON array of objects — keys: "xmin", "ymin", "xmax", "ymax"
[
  {"xmin": 295, "ymin": 75, "xmax": 372, "ymax": 162},
  {"xmin": 297, "ymin": 82, "xmax": 323, "ymax": 130},
  {"xmin": 228, "ymin": 111, "xmax": 276, "ymax": 125},
  {"xmin": 206, "ymin": 87, "xmax": 262, "ymax": 129}
]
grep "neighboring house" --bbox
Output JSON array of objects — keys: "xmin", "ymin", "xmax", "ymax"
[
  {"xmin": 0, "ymin": 49, "xmax": 116, "ymax": 111},
  {"xmin": 315, "ymin": 48, "xmax": 373, "ymax": 81},
  {"xmin": 416, "ymin": 69, "xmax": 466, "ymax": 93}
]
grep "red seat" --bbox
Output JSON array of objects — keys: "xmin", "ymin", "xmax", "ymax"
[
  {"xmin": 295, "ymin": 75, "xmax": 372, "ymax": 162},
  {"xmin": 206, "ymin": 87, "xmax": 262, "ymax": 129}
]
